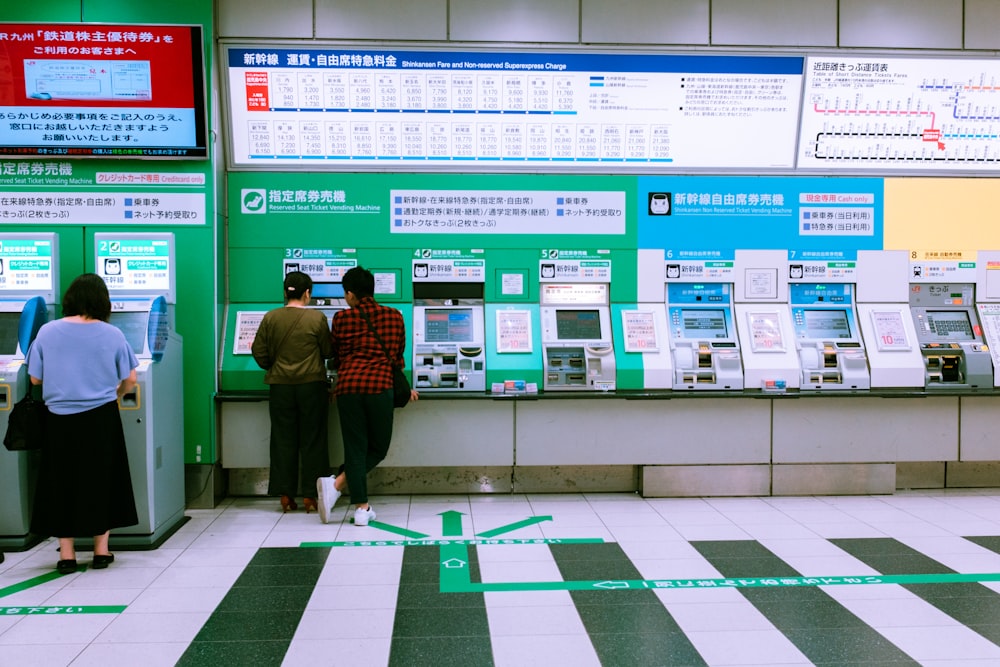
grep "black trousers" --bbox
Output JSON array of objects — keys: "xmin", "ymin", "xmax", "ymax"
[
  {"xmin": 267, "ymin": 381, "xmax": 330, "ymax": 497},
  {"xmin": 336, "ymin": 389, "xmax": 394, "ymax": 505}
]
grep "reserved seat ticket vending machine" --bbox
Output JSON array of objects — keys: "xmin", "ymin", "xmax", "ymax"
[
  {"xmin": 733, "ymin": 250, "xmax": 800, "ymax": 390},
  {"xmin": 539, "ymin": 255, "xmax": 616, "ymax": 391},
  {"xmin": 908, "ymin": 282, "xmax": 992, "ymax": 389},
  {"xmin": 789, "ymin": 282, "xmax": 870, "ymax": 391},
  {"xmin": 0, "ymin": 233, "xmax": 56, "ymax": 550},
  {"xmin": 411, "ymin": 251, "xmax": 486, "ymax": 391},
  {"xmin": 666, "ymin": 283, "xmax": 742, "ymax": 390},
  {"xmin": 95, "ymin": 232, "xmax": 186, "ymax": 547}
]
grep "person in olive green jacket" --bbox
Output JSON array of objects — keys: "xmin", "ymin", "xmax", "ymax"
[{"xmin": 252, "ymin": 271, "xmax": 333, "ymax": 513}]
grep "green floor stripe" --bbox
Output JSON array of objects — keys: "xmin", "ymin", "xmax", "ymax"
[
  {"xmin": 550, "ymin": 542, "xmax": 707, "ymax": 666},
  {"xmin": 693, "ymin": 539, "xmax": 917, "ymax": 666},
  {"xmin": 834, "ymin": 536, "xmax": 1000, "ymax": 648},
  {"xmin": 0, "ymin": 605, "xmax": 125, "ymax": 615},
  {"xmin": 0, "ymin": 571, "xmax": 68, "ymax": 598},
  {"xmin": 389, "ymin": 544, "xmax": 494, "ymax": 667},
  {"xmin": 175, "ymin": 546, "xmax": 330, "ymax": 667}
]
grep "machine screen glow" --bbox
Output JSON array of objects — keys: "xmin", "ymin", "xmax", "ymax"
[
  {"xmin": 556, "ymin": 309, "xmax": 602, "ymax": 340},
  {"xmin": 926, "ymin": 310, "xmax": 974, "ymax": 340},
  {"xmin": 681, "ymin": 309, "xmax": 727, "ymax": 338},
  {"xmin": 109, "ymin": 311, "xmax": 149, "ymax": 355},
  {"xmin": 804, "ymin": 309, "xmax": 851, "ymax": 339},
  {"xmin": 425, "ymin": 308, "xmax": 473, "ymax": 343}
]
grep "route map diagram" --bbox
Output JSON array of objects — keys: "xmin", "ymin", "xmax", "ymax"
[{"xmin": 798, "ymin": 56, "xmax": 1000, "ymax": 171}]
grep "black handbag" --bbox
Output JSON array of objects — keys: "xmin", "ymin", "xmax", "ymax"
[
  {"xmin": 3, "ymin": 384, "xmax": 46, "ymax": 452},
  {"xmin": 358, "ymin": 307, "xmax": 412, "ymax": 408}
]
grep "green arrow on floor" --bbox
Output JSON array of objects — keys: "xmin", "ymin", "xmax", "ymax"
[
  {"xmin": 366, "ymin": 521, "xmax": 430, "ymax": 540},
  {"xmin": 439, "ymin": 542, "xmax": 472, "ymax": 589},
  {"xmin": 439, "ymin": 510, "xmax": 464, "ymax": 536},
  {"xmin": 0, "ymin": 569, "xmax": 87, "ymax": 599},
  {"xmin": 475, "ymin": 515, "xmax": 552, "ymax": 538}
]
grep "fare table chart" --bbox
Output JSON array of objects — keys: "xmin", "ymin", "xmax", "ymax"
[{"xmin": 224, "ymin": 48, "xmax": 803, "ymax": 169}]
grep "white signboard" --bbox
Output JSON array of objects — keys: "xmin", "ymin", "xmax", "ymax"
[
  {"xmin": 225, "ymin": 47, "xmax": 803, "ymax": 169},
  {"xmin": 799, "ymin": 56, "xmax": 1000, "ymax": 170}
]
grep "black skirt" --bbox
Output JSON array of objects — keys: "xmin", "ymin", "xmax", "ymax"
[{"xmin": 30, "ymin": 400, "xmax": 139, "ymax": 538}]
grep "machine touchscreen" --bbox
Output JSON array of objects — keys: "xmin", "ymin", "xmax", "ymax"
[
  {"xmin": 0, "ymin": 312, "xmax": 20, "ymax": 354},
  {"xmin": 804, "ymin": 309, "xmax": 852, "ymax": 339},
  {"xmin": 556, "ymin": 309, "xmax": 602, "ymax": 340},
  {"xmin": 109, "ymin": 311, "xmax": 149, "ymax": 355},
  {"xmin": 425, "ymin": 308, "xmax": 473, "ymax": 343},
  {"xmin": 681, "ymin": 309, "xmax": 728, "ymax": 338},
  {"xmin": 311, "ymin": 282, "xmax": 344, "ymax": 298},
  {"xmin": 926, "ymin": 310, "xmax": 974, "ymax": 340}
]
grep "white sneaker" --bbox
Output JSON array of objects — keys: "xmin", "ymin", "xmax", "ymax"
[
  {"xmin": 316, "ymin": 476, "xmax": 340, "ymax": 525},
  {"xmin": 353, "ymin": 505, "xmax": 376, "ymax": 526}
]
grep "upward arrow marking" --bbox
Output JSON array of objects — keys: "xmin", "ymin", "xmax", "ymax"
[{"xmin": 439, "ymin": 510, "xmax": 465, "ymax": 536}]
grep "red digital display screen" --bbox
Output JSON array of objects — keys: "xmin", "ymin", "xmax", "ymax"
[{"xmin": 0, "ymin": 23, "xmax": 208, "ymax": 158}]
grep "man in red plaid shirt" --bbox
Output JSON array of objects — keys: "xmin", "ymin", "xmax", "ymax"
[{"xmin": 317, "ymin": 267, "xmax": 418, "ymax": 526}]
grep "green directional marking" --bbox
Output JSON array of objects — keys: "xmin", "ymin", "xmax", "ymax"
[
  {"xmin": 0, "ymin": 569, "xmax": 87, "ymax": 599},
  {"xmin": 475, "ymin": 515, "xmax": 552, "ymax": 538},
  {"xmin": 364, "ymin": 520, "xmax": 430, "ymax": 540},
  {"xmin": 439, "ymin": 571, "xmax": 1000, "ymax": 594},
  {"xmin": 439, "ymin": 542, "xmax": 471, "ymax": 589},
  {"xmin": 440, "ymin": 510, "xmax": 464, "ymax": 536},
  {"xmin": 301, "ymin": 537, "xmax": 604, "ymax": 548},
  {"xmin": 0, "ymin": 605, "xmax": 126, "ymax": 615}
]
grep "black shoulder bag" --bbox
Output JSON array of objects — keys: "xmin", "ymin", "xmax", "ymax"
[
  {"xmin": 4, "ymin": 383, "xmax": 46, "ymax": 452},
  {"xmin": 357, "ymin": 307, "xmax": 411, "ymax": 408}
]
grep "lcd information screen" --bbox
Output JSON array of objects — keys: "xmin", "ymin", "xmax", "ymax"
[
  {"xmin": 425, "ymin": 308, "xmax": 473, "ymax": 343},
  {"xmin": 681, "ymin": 308, "xmax": 727, "ymax": 338},
  {"xmin": 0, "ymin": 23, "xmax": 208, "ymax": 158},
  {"xmin": 311, "ymin": 282, "xmax": 344, "ymax": 298},
  {"xmin": 556, "ymin": 309, "xmax": 602, "ymax": 340},
  {"xmin": 0, "ymin": 312, "xmax": 20, "ymax": 354},
  {"xmin": 804, "ymin": 309, "xmax": 851, "ymax": 339},
  {"xmin": 109, "ymin": 311, "xmax": 148, "ymax": 354},
  {"xmin": 926, "ymin": 310, "xmax": 974, "ymax": 341}
]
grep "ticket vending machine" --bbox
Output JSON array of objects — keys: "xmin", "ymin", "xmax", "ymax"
[
  {"xmin": 95, "ymin": 232, "xmax": 186, "ymax": 547},
  {"xmin": 855, "ymin": 251, "xmax": 924, "ymax": 387},
  {"xmin": 733, "ymin": 250, "xmax": 800, "ymax": 390},
  {"xmin": 411, "ymin": 254, "xmax": 487, "ymax": 392},
  {"xmin": 666, "ymin": 283, "xmax": 742, "ymax": 390},
  {"xmin": 789, "ymin": 283, "xmax": 870, "ymax": 391},
  {"xmin": 975, "ymin": 251, "xmax": 1000, "ymax": 386},
  {"xmin": 540, "ymin": 283, "xmax": 616, "ymax": 391},
  {"xmin": 0, "ymin": 233, "xmax": 57, "ymax": 550},
  {"xmin": 908, "ymin": 282, "xmax": 992, "ymax": 389}
]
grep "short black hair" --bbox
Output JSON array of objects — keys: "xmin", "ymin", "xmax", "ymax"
[
  {"xmin": 283, "ymin": 270, "xmax": 313, "ymax": 302},
  {"xmin": 62, "ymin": 273, "xmax": 111, "ymax": 322},
  {"xmin": 342, "ymin": 266, "xmax": 374, "ymax": 299}
]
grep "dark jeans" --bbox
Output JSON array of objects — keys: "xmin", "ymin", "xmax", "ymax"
[
  {"xmin": 267, "ymin": 381, "xmax": 330, "ymax": 497},
  {"xmin": 336, "ymin": 389, "xmax": 394, "ymax": 505}
]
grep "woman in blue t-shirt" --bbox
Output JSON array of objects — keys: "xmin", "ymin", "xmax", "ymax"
[{"xmin": 27, "ymin": 273, "xmax": 139, "ymax": 575}]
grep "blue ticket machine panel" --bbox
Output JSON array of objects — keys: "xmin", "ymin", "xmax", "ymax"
[
  {"xmin": 540, "ymin": 283, "xmax": 616, "ymax": 391},
  {"xmin": 909, "ymin": 283, "xmax": 992, "ymax": 389},
  {"xmin": 790, "ymin": 283, "xmax": 870, "ymax": 390},
  {"xmin": 666, "ymin": 283, "xmax": 742, "ymax": 390}
]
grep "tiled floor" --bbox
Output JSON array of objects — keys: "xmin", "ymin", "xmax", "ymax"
[{"xmin": 4, "ymin": 489, "xmax": 1000, "ymax": 665}]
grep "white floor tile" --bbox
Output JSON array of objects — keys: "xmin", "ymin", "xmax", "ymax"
[
  {"xmin": 282, "ymin": 637, "xmax": 391, "ymax": 667},
  {"xmin": 93, "ymin": 610, "xmax": 211, "ymax": 643},
  {"xmin": 69, "ymin": 641, "xmax": 188, "ymax": 667},
  {"xmin": 490, "ymin": 633, "xmax": 601, "ymax": 667},
  {"xmin": 487, "ymin": 604, "xmax": 587, "ymax": 636}
]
